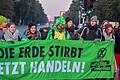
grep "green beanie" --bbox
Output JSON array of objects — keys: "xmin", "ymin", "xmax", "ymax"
[
  {"xmin": 0, "ymin": 16, "xmax": 7, "ymax": 24},
  {"xmin": 54, "ymin": 17, "xmax": 66, "ymax": 27}
]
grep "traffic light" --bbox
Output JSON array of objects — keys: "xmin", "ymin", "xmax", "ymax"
[
  {"xmin": 87, "ymin": 9, "xmax": 93, "ymax": 14},
  {"xmin": 86, "ymin": 5, "xmax": 93, "ymax": 16},
  {"xmin": 84, "ymin": 0, "xmax": 96, "ymax": 16}
]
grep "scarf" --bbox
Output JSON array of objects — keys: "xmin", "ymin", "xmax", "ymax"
[
  {"xmin": 26, "ymin": 30, "xmax": 40, "ymax": 40},
  {"xmin": 4, "ymin": 29, "xmax": 19, "ymax": 41}
]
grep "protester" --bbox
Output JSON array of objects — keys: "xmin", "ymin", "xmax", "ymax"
[
  {"xmin": 103, "ymin": 24, "xmax": 115, "ymax": 41},
  {"xmin": 23, "ymin": 23, "xmax": 41, "ymax": 40},
  {"xmin": 114, "ymin": 22, "xmax": 119, "ymax": 31},
  {"xmin": 79, "ymin": 15, "xmax": 103, "ymax": 41},
  {"xmin": 39, "ymin": 23, "xmax": 50, "ymax": 40},
  {"xmin": 101, "ymin": 20, "xmax": 109, "ymax": 29},
  {"xmin": 46, "ymin": 17, "xmax": 71, "ymax": 40},
  {"xmin": 0, "ymin": 15, "xmax": 7, "ymax": 40},
  {"xmin": 102, "ymin": 24, "xmax": 115, "ymax": 80},
  {"xmin": 2, "ymin": 22, "xmax": 21, "ymax": 42},
  {"xmin": 65, "ymin": 17, "xmax": 79, "ymax": 40},
  {"xmin": 114, "ymin": 21, "xmax": 120, "ymax": 80}
]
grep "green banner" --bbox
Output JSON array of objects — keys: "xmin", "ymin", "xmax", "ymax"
[{"xmin": 0, "ymin": 40, "xmax": 114, "ymax": 80}]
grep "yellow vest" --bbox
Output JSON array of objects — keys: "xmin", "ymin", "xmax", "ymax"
[{"xmin": 54, "ymin": 31, "xmax": 65, "ymax": 40}]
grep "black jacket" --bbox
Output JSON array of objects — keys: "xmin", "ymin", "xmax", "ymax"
[
  {"xmin": 115, "ymin": 28, "xmax": 120, "ymax": 53},
  {"xmin": 39, "ymin": 27, "xmax": 50, "ymax": 40},
  {"xmin": 80, "ymin": 23, "xmax": 103, "ymax": 40}
]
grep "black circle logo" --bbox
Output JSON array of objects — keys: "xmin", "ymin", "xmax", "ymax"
[{"xmin": 97, "ymin": 48, "xmax": 107, "ymax": 60}]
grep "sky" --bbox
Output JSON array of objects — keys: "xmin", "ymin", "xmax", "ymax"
[{"xmin": 39, "ymin": 0, "xmax": 72, "ymax": 21}]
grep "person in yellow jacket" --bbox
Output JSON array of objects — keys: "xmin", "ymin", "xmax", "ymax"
[{"xmin": 46, "ymin": 17, "xmax": 71, "ymax": 40}]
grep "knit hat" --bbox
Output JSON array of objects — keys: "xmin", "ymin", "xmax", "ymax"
[
  {"xmin": 55, "ymin": 17, "xmax": 66, "ymax": 27},
  {"xmin": 0, "ymin": 16, "xmax": 7, "ymax": 24},
  {"xmin": 65, "ymin": 17, "xmax": 72, "ymax": 23},
  {"xmin": 90, "ymin": 15, "xmax": 98, "ymax": 21}
]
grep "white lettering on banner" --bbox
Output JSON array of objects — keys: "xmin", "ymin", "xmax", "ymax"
[
  {"xmin": 0, "ymin": 61, "xmax": 85, "ymax": 75},
  {"xmin": 55, "ymin": 61, "xmax": 61, "ymax": 72},
  {"xmin": 62, "ymin": 61, "xmax": 67, "ymax": 72},
  {"xmin": 12, "ymin": 62, "xmax": 19, "ymax": 75},
  {"xmin": 20, "ymin": 62, "xmax": 26, "ymax": 74},
  {"xmin": 30, "ymin": 62, "xmax": 38, "ymax": 73},
  {"xmin": 38, "ymin": 61, "xmax": 45, "ymax": 72},
  {"xmin": 81, "ymin": 62, "xmax": 85, "ymax": 73},
  {"xmin": 30, "ymin": 61, "xmax": 85, "ymax": 73},
  {"xmin": 0, "ymin": 62, "xmax": 26, "ymax": 75},
  {"xmin": 67, "ymin": 61, "xmax": 71, "ymax": 72},
  {"xmin": 0, "ymin": 63, "xmax": 3, "ymax": 74},
  {"xmin": 5, "ymin": 62, "xmax": 10, "ymax": 75},
  {"xmin": 72, "ymin": 62, "xmax": 81, "ymax": 72},
  {"xmin": 46, "ymin": 61, "xmax": 54, "ymax": 72}
]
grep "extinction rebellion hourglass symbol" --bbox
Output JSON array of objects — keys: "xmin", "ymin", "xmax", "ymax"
[
  {"xmin": 97, "ymin": 48, "xmax": 107, "ymax": 60},
  {"xmin": 90, "ymin": 48, "xmax": 111, "ymax": 71}
]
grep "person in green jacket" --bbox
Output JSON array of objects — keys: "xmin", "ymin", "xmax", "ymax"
[{"xmin": 46, "ymin": 17, "xmax": 71, "ymax": 40}]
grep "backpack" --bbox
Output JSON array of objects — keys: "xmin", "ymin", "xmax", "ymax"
[{"xmin": 80, "ymin": 26, "xmax": 102, "ymax": 40}]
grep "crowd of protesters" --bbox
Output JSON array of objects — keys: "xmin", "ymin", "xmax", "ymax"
[{"xmin": 0, "ymin": 15, "xmax": 120, "ymax": 80}]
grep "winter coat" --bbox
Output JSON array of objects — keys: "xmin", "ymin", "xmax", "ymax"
[
  {"xmin": 39, "ymin": 27, "xmax": 50, "ymax": 40},
  {"xmin": 103, "ymin": 30, "xmax": 115, "ymax": 41},
  {"xmin": 3, "ymin": 29, "xmax": 21, "ymax": 41},
  {"xmin": 80, "ymin": 23, "xmax": 103, "ymax": 41},
  {"xmin": 115, "ymin": 28, "xmax": 120, "ymax": 53},
  {"xmin": 24, "ymin": 30, "xmax": 41, "ymax": 40},
  {"xmin": 66, "ymin": 26, "xmax": 79, "ymax": 40},
  {"xmin": 0, "ymin": 30, "xmax": 4, "ymax": 40}
]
